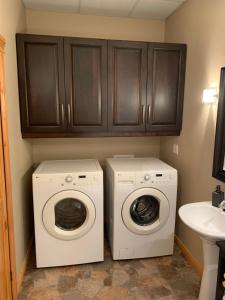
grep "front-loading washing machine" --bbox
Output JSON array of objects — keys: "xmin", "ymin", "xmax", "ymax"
[
  {"xmin": 105, "ymin": 157, "xmax": 177, "ymax": 260},
  {"xmin": 32, "ymin": 159, "xmax": 103, "ymax": 268}
]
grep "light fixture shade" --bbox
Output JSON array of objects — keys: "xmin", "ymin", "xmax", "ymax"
[{"xmin": 202, "ymin": 88, "xmax": 218, "ymax": 104}]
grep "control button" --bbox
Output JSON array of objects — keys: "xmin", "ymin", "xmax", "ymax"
[
  {"xmin": 144, "ymin": 174, "xmax": 150, "ymax": 181},
  {"xmin": 65, "ymin": 175, "xmax": 73, "ymax": 183}
]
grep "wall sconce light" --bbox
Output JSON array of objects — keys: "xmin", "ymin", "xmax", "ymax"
[{"xmin": 202, "ymin": 88, "xmax": 218, "ymax": 104}]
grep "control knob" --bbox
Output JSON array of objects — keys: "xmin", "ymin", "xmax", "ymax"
[
  {"xmin": 144, "ymin": 174, "xmax": 150, "ymax": 181},
  {"xmin": 65, "ymin": 175, "xmax": 73, "ymax": 183}
]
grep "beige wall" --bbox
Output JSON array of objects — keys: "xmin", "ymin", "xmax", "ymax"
[
  {"xmin": 26, "ymin": 9, "xmax": 164, "ymax": 41},
  {"xmin": 0, "ymin": 0, "xmax": 33, "ymax": 273},
  {"xmin": 26, "ymin": 10, "xmax": 164, "ymax": 164},
  {"xmin": 32, "ymin": 137, "xmax": 160, "ymax": 164},
  {"xmin": 161, "ymin": 0, "xmax": 225, "ymax": 264}
]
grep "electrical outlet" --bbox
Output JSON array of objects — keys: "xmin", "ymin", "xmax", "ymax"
[{"xmin": 173, "ymin": 144, "xmax": 179, "ymax": 155}]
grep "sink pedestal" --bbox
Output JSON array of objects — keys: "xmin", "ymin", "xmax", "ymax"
[
  {"xmin": 179, "ymin": 202, "xmax": 225, "ymax": 299},
  {"xmin": 199, "ymin": 238, "xmax": 219, "ymax": 300}
]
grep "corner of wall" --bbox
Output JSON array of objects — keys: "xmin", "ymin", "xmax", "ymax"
[{"xmin": 0, "ymin": 0, "xmax": 34, "ymax": 278}]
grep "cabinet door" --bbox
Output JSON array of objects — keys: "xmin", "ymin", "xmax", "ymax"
[
  {"xmin": 16, "ymin": 34, "xmax": 66, "ymax": 136},
  {"xmin": 108, "ymin": 41, "xmax": 147, "ymax": 133},
  {"xmin": 64, "ymin": 38, "xmax": 107, "ymax": 133},
  {"xmin": 147, "ymin": 43, "xmax": 186, "ymax": 133}
]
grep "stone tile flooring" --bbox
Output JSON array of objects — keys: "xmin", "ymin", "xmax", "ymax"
[{"xmin": 18, "ymin": 243, "xmax": 200, "ymax": 300}]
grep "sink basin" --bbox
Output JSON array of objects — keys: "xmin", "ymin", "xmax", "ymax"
[
  {"xmin": 179, "ymin": 201, "xmax": 225, "ymax": 300},
  {"xmin": 179, "ymin": 201, "xmax": 225, "ymax": 241}
]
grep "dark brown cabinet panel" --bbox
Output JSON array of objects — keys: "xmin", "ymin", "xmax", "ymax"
[
  {"xmin": 108, "ymin": 41, "xmax": 147, "ymax": 132},
  {"xmin": 64, "ymin": 38, "xmax": 107, "ymax": 133},
  {"xmin": 16, "ymin": 34, "xmax": 66, "ymax": 136},
  {"xmin": 16, "ymin": 34, "xmax": 186, "ymax": 138},
  {"xmin": 147, "ymin": 43, "xmax": 186, "ymax": 133}
]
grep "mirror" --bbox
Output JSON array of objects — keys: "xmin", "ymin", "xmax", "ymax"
[{"xmin": 213, "ymin": 67, "xmax": 225, "ymax": 181}]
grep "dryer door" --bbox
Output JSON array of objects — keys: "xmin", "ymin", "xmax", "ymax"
[
  {"xmin": 42, "ymin": 190, "xmax": 95, "ymax": 240},
  {"xmin": 122, "ymin": 188, "xmax": 169, "ymax": 235}
]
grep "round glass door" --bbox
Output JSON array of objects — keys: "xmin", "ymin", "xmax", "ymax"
[
  {"xmin": 43, "ymin": 190, "xmax": 95, "ymax": 240},
  {"xmin": 130, "ymin": 195, "xmax": 159, "ymax": 226},
  {"xmin": 55, "ymin": 198, "xmax": 87, "ymax": 231},
  {"xmin": 122, "ymin": 188, "xmax": 170, "ymax": 235}
]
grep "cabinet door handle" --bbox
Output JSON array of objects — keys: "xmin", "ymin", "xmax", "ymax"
[
  {"xmin": 142, "ymin": 105, "xmax": 146, "ymax": 124},
  {"xmin": 61, "ymin": 103, "xmax": 64, "ymax": 123},
  {"xmin": 67, "ymin": 104, "xmax": 71, "ymax": 125},
  {"xmin": 147, "ymin": 104, "xmax": 151, "ymax": 123}
]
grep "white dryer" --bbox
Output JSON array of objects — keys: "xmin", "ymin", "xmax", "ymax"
[
  {"xmin": 32, "ymin": 159, "xmax": 103, "ymax": 268},
  {"xmin": 105, "ymin": 157, "xmax": 177, "ymax": 260}
]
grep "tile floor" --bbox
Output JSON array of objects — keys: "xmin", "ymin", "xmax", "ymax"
[{"xmin": 18, "ymin": 243, "xmax": 200, "ymax": 300}]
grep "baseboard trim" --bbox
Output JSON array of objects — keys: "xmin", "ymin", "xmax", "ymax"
[
  {"xmin": 175, "ymin": 234, "xmax": 203, "ymax": 275},
  {"xmin": 17, "ymin": 236, "xmax": 34, "ymax": 293}
]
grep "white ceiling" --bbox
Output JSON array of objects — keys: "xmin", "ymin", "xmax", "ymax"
[{"xmin": 23, "ymin": 0, "xmax": 186, "ymax": 20}]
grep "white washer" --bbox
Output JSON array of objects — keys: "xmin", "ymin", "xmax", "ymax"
[
  {"xmin": 32, "ymin": 159, "xmax": 103, "ymax": 268},
  {"xmin": 105, "ymin": 157, "xmax": 177, "ymax": 260}
]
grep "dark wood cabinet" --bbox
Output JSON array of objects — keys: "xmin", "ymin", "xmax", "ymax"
[
  {"xmin": 147, "ymin": 43, "xmax": 186, "ymax": 133},
  {"xmin": 64, "ymin": 37, "xmax": 107, "ymax": 133},
  {"xmin": 16, "ymin": 34, "xmax": 66, "ymax": 135},
  {"xmin": 16, "ymin": 34, "xmax": 186, "ymax": 138},
  {"xmin": 108, "ymin": 41, "xmax": 186, "ymax": 135},
  {"xmin": 108, "ymin": 40, "xmax": 147, "ymax": 132}
]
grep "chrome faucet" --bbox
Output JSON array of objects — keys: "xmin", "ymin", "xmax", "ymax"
[{"xmin": 219, "ymin": 200, "xmax": 225, "ymax": 211}]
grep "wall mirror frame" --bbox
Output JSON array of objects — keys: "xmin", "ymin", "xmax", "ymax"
[{"xmin": 213, "ymin": 67, "xmax": 225, "ymax": 182}]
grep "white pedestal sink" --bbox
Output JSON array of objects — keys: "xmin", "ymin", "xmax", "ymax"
[{"xmin": 179, "ymin": 201, "xmax": 225, "ymax": 300}]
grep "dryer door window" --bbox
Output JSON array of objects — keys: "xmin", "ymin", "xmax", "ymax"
[
  {"xmin": 122, "ymin": 188, "xmax": 170, "ymax": 235},
  {"xmin": 42, "ymin": 190, "xmax": 95, "ymax": 240},
  {"xmin": 130, "ymin": 195, "xmax": 159, "ymax": 226},
  {"xmin": 55, "ymin": 198, "xmax": 87, "ymax": 231}
]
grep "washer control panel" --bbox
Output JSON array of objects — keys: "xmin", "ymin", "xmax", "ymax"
[
  {"xmin": 116, "ymin": 171, "xmax": 176, "ymax": 186},
  {"xmin": 137, "ymin": 172, "xmax": 176, "ymax": 185}
]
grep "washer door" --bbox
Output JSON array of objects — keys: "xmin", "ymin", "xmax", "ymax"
[
  {"xmin": 42, "ymin": 190, "xmax": 95, "ymax": 240},
  {"xmin": 122, "ymin": 188, "xmax": 169, "ymax": 235}
]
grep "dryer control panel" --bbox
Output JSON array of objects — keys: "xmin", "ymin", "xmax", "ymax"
[
  {"xmin": 61, "ymin": 173, "xmax": 101, "ymax": 187},
  {"xmin": 34, "ymin": 173, "xmax": 102, "ymax": 187}
]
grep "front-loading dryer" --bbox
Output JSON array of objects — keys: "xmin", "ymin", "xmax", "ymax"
[
  {"xmin": 32, "ymin": 159, "xmax": 103, "ymax": 268},
  {"xmin": 105, "ymin": 157, "xmax": 177, "ymax": 260}
]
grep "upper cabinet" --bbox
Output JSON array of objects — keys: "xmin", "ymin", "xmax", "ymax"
[
  {"xmin": 108, "ymin": 40, "xmax": 147, "ymax": 133},
  {"xmin": 147, "ymin": 43, "xmax": 186, "ymax": 134},
  {"xmin": 16, "ymin": 34, "xmax": 187, "ymax": 138},
  {"xmin": 16, "ymin": 34, "xmax": 66, "ymax": 136},
  {"xmin": 64, "ymin": 37, "xmax": 107, "ymax": 133}
]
